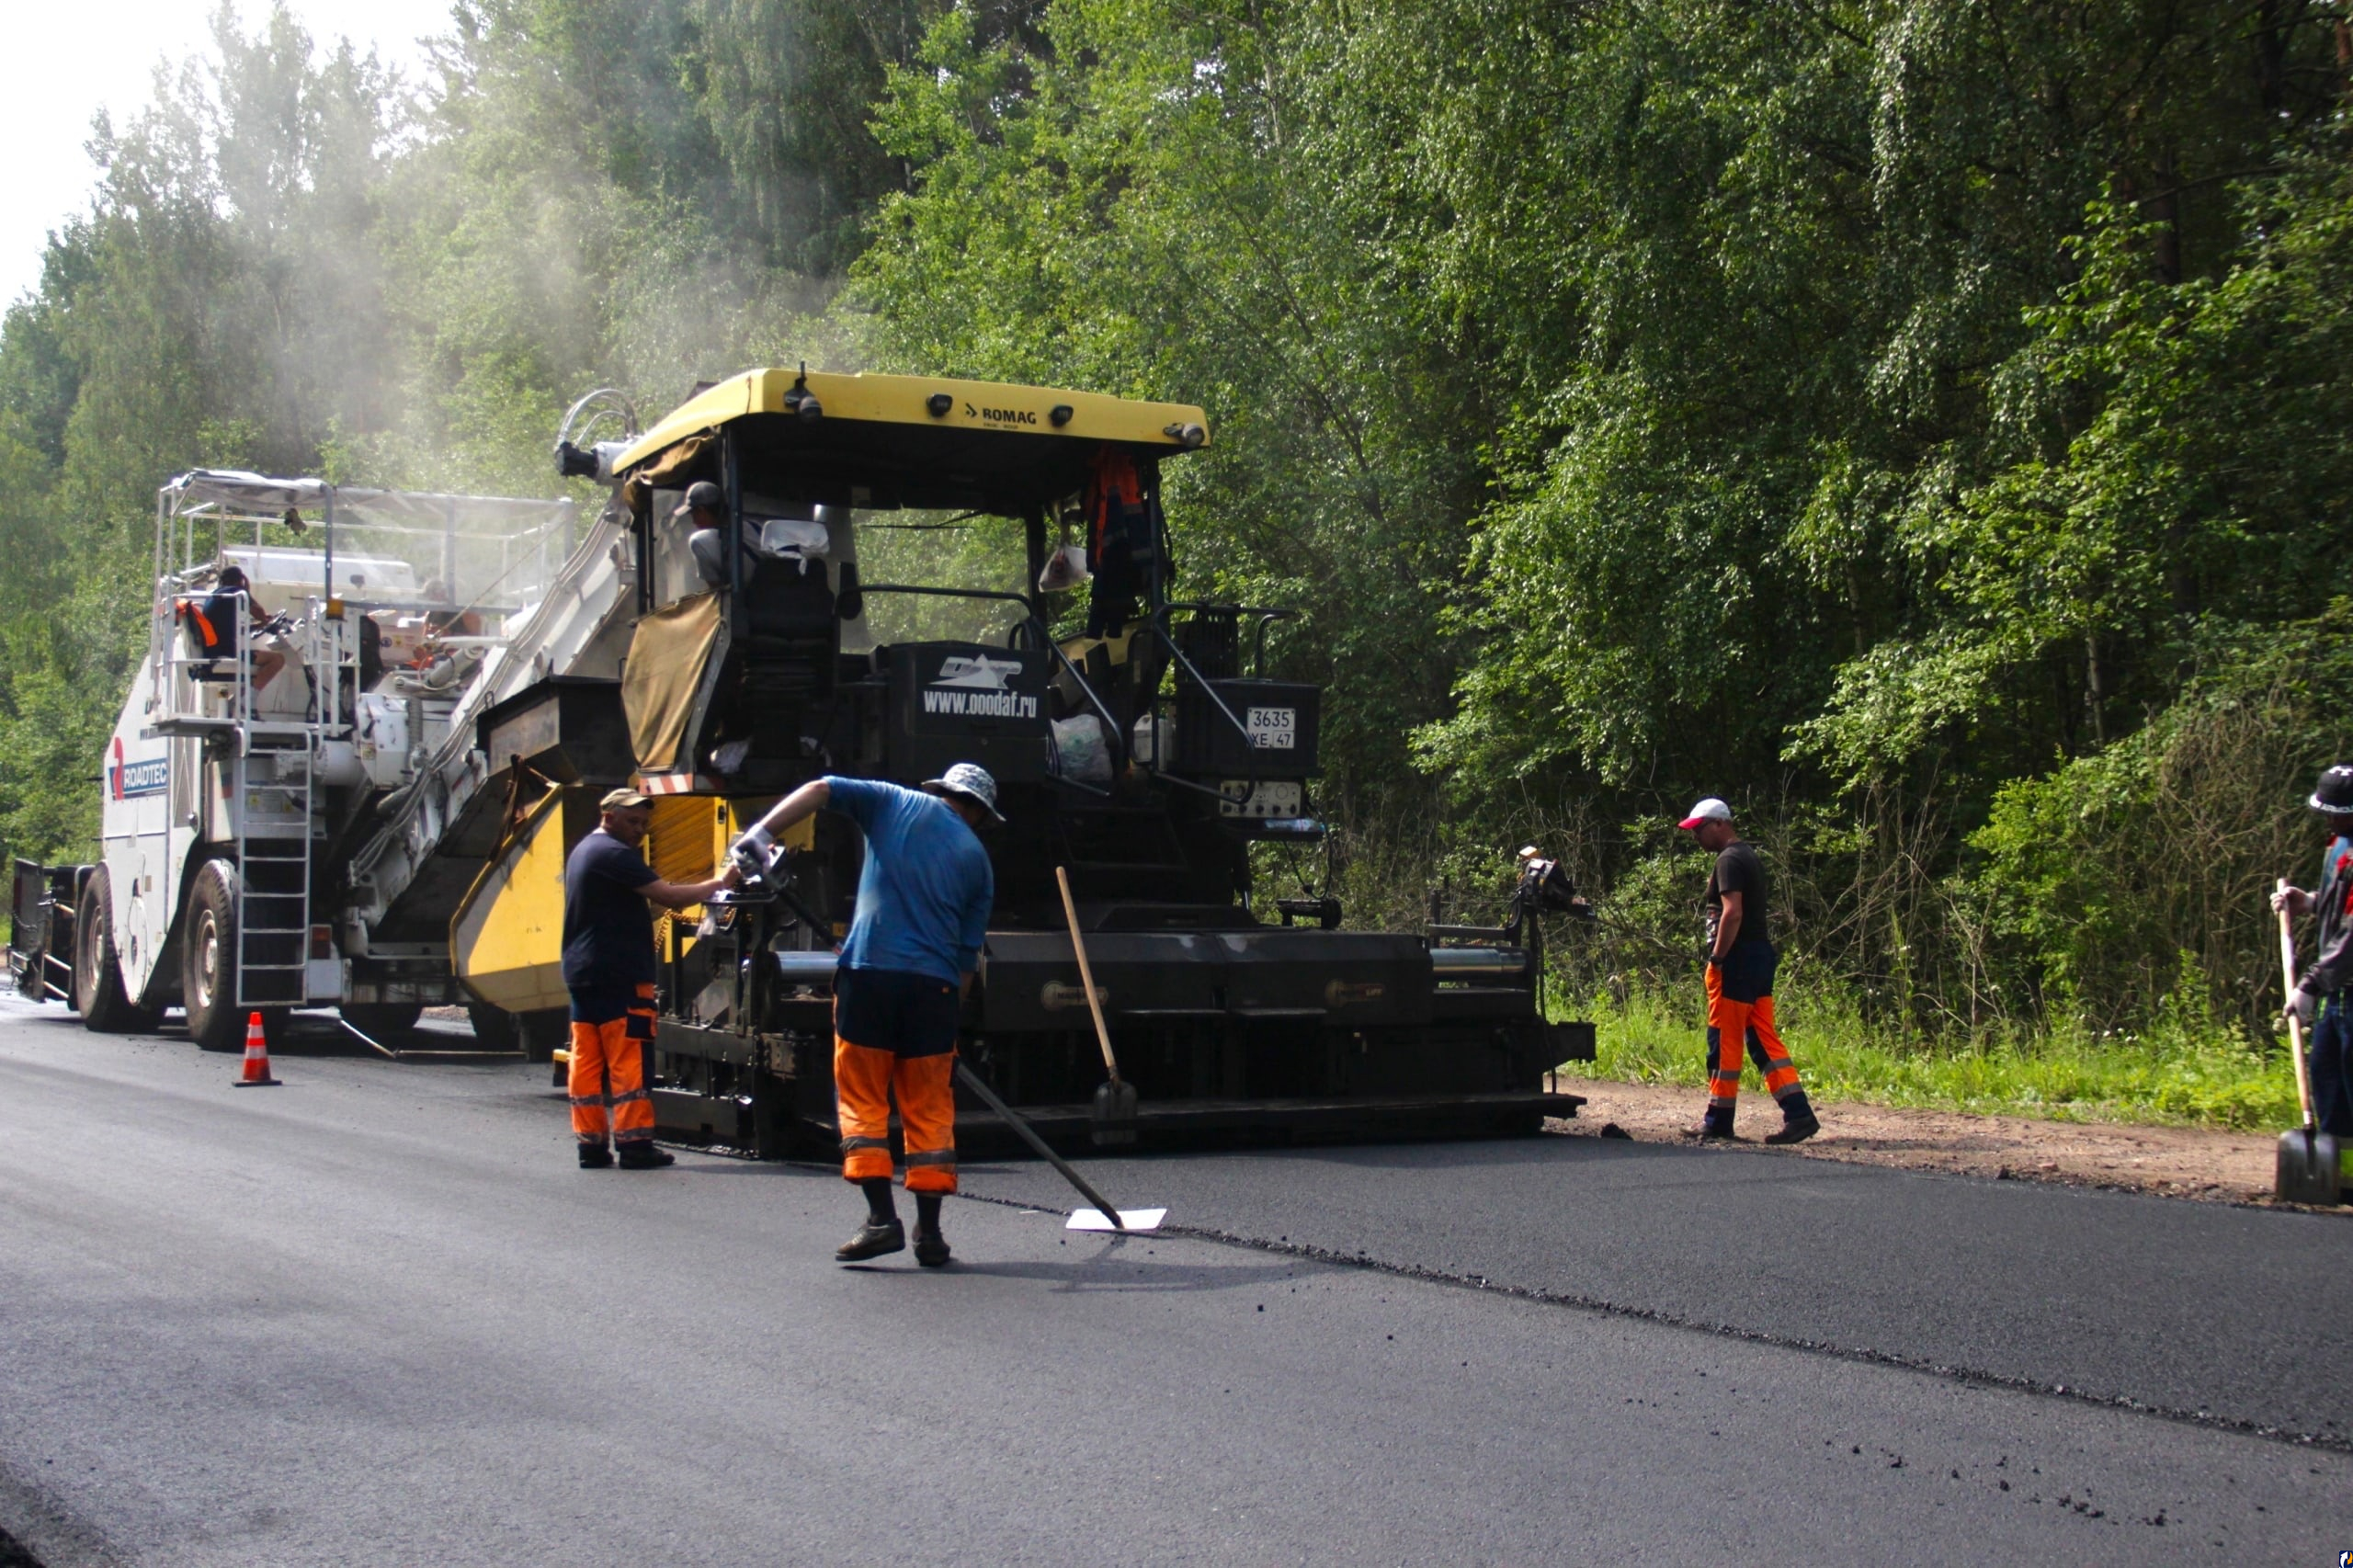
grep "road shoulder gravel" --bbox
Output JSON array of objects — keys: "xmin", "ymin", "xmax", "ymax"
[{"xmin": 1554, "ymin": 1078, "xmax": 2300, "ymax": 1206}]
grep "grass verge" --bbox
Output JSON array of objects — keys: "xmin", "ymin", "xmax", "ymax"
[{"xmin": 1552, "ymin": 973, "xmax": 2302, "ymax": 1131}]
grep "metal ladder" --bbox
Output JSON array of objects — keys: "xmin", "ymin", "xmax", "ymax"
[
  {"xmin": 233, "ymin": 733, "xmax": 315, "ymax": 1009},
  {"xmin": 224, "ymin": 591, "xmax": 322, "ymax": 1012}
]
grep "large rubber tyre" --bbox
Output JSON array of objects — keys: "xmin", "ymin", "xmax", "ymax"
[
  {"xmin": 181, "ymin": 859, "xmax": 261, "ymax": 1052},
  {"xmin": 340, "ymin": 1002, "xmax": 422, "ymax": 1041},
  {"xmin": 465, "ymin": 1001, "xmax": 519, "ymax": 1052},
  {"xmin": 74, "ymin": 869, "xmax": 158, "ymax": 1033}
]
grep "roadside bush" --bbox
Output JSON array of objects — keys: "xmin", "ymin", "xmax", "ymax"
[{"xmin": 1968, "ymin": 608, "xmax": 2353, "ymax": 1032}]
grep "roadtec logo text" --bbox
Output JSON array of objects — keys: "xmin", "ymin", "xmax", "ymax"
[{"xmin": 109, "ymin": 737, "xmax": 167, "ymax": 800}]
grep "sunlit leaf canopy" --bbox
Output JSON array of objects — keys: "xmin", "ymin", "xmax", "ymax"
[{"xmin": 5, "ymin": 0, "xmax": 2353, "ymax": 1042}]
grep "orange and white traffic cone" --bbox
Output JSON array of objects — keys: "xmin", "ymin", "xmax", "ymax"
[{"xmin": 233, "ymin": 1010, "xmax": 279, "ymax": 1087}]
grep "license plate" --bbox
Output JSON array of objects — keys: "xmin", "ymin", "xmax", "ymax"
[
  {"xmin": 1245, "ymin": 706, "xmax": 1296, "ymax": 750},
  {"xmin": 1219, "ymin": 780, "xmax": 1302, "ymax": 819}
]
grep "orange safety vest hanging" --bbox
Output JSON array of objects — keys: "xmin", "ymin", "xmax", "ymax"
[{"xmin": 1084, "ymin": 448, "xmax": 1149, "ymax": 572}]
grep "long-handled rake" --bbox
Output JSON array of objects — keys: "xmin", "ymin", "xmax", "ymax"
[
  {"xmin": 2274, "ymin": 878, "xmax": 2341, "ymax": 1206},
  {"xmin": 1056, "ymin": 865, "xmax": 1138, "ymax": 1146}
]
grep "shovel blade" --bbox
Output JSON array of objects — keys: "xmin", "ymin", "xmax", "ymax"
[
  {"xmin": 2275, "ymin": 1126, "xmax": 2342, "ymax": 1206},
  {"xmin": 1090, "ymin": 1078, "xmax": 1140, "ymax": 1146},
  {"xmin": 1067, "ymin": 1207, "xmax": 1166, "ymax": 1233}
]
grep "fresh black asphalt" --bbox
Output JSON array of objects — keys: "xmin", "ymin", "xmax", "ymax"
[
  {"xmin": 959, "ymin": 1129, "xmax": 2353, "ymax": 1442},
  {"xmin": 0, "ymin": 1000, "xmax": 2346, "ymax": 1564}
]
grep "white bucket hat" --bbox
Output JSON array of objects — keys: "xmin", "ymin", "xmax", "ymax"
[{"xmin": 924, "ymin": 761, "xmax": 1004, "ymax": 823}]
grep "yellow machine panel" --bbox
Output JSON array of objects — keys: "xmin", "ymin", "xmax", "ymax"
[
  {"xmin": 615, "ymin": 368, "xmax": 1210, "ymax": 477},
  {"xmin": 450, "ymin": 790, "xmax": 571, "ymax": 1015},
  {"xmin": 454, "ymin": 791, "xmax": 820, "ymax": 991}
]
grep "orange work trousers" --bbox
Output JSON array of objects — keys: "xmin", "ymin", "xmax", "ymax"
[
  {"xmin": 570, "ymin": 983, "xmax": 657, "ymax": 1148},
  {"xmin": 1705, "ymin": 955, "xmax": 1804, "ymax": 1119},
  {"xmin": 834, "ymin": 1040, "xmax": 958, "ymax": 1193}
]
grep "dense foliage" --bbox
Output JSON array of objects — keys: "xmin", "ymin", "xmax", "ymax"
[{"xmin": 6, "ymin": 0, "xmax": 2352, "ymax": 1048}]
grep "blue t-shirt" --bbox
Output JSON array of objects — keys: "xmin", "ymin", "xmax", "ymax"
[
  {"xmin": 562, "ymin": 828, "xmax": 660, "ymax": 990},
  {"xmin": 826, "ymin": 776, "xmax": 995, "ymax": 984}
]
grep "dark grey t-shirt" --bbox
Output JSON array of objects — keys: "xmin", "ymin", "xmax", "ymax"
[
  {"xmin": 1703, "ymin": 840, "xmax": 1771, "ymax": 949},
  {"xmin": 562, "ymin": 829, "xmax": 659, "ymax": 990}
]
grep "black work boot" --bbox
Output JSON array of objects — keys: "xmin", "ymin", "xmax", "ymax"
[
  {"xmin": 1765, "ymin": 1094, "xmax": 1821, "ymax": 1145},
  {"xmin": 578, "ymin": 1143, "xmax": 613, "ymax": 1169},
  {"xmin": 1691, "ymin": 1108, "xmax": 1736, "ymax": 1141},
  {"xmin": 616, "ymin": 1141, "xmax": 676, "ymax": 1169},
  {"xmin": 913, "ymin": 1192, "xmax": 950, "ymax": 1267},
  {"xmin": 836, "ymin": 1220, "xmax": 906, "ymax": 1262}
]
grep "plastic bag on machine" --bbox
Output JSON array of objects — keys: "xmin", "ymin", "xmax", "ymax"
[{"xmin": 1051, "ymin": 713, "xmax": 1113, "ymax": 785}]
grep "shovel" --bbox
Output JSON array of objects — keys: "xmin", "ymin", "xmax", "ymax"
[
  {"xmin": 2274, "ymin": 878, "xmax": 2341, "ymax": 1206},
  {"xmin": 952, "ymin": 1060, "xmax": 1164, "ymax": 1233},
  {"xmin": 1056, "ymin": 865, "xmax": 1139, "ymax": 1146}
]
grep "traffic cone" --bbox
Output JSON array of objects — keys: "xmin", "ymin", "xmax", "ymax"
[{"xmin": 233, "ymin": 1011, "xmax": 279, "ymax": 1087}]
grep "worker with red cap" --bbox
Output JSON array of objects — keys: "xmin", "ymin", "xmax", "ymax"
[{"xmin": 1679, "ymin": 797, "xmax": 1819, "ymax": 1144}]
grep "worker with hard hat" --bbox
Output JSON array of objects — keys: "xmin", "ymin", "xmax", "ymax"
[
  {"xmin": 1679, "ymin": 798, "xmax": 1819, "ymax": 1144},
  {"xmin": 563, "ymin": 787, "xmax": 740, "ymax": 1169},
  {"xmin": 2271, "ymin": 764, "xmax": 2353, "ymax": 1145},
  {"xmin": 676, "ymin": 481, "xmax": 733, "ymax": 588},
  {"xmin": 734, "ymin": 762, "xmax": 1001, "ymax": 1267}
]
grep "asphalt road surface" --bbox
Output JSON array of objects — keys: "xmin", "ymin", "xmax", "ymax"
[{"xmin": 1, "ymin": 999, "xmax": 2347, "ymax": 1565}]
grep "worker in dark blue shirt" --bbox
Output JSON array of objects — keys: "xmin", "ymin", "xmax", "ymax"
[
  {"xmin": 563, "ymin": 788, "xmax": 738, "ymax": 1169},
  {"xmin": 735, "ymin": 763, "xmax": 1000, "ymax": 1267},
  {"xmin": 192, "ymin": 565, "xmax": 286, "ymax": 692}
]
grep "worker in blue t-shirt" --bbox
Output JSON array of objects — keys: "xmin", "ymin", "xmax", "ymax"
[{"xmin": 734, "ymin": 763, "xmax": 1000, "ymax": 1267}]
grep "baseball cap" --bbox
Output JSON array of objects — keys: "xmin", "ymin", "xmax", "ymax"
[
  {"xmin": 923, "ymin": 761, "xmax": 1004, "ymax": 823},
  {"xmin": 1677, "ymin": 797, "xmax": 1733, "ymax": 830},
  {"xmin": 2311, "ymin": 765, "xmax": 2353, "ymax": 814},
  {"xmin": 599, "ymin": 787, "xmax": 653, "ymax": 811},
  {"xmin": 669, "ymin": 481, "xmax": 723, "ymax": 519}
]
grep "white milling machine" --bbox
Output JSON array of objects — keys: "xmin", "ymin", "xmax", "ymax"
[{"xmin": 41, "ymin": 466, "xmax": 629, "ymax": 1051}]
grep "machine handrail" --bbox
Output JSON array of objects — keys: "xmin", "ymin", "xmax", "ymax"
[
  {"xmin": 1160, "ymin": 601, "xmax": 1299, "ymax": 679},
  {"xmin": 857, "ymin": 584, "xmax": 1033, "ymax": 608},
  {"xmin": 1143, "ymin": 609, "xmax": 1259, "ymax": 796}
]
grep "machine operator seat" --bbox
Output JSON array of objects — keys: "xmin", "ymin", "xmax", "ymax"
[{"xmin": 739, "ymin": 553, "xmax": 837, "ymax": 698}]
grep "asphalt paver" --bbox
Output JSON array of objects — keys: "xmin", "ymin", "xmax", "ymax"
[{"xmin": 0, "ymin": 1001, "xmax": 2345, "ymax": 1565}]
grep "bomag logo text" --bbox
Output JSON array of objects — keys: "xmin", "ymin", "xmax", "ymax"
[{"xmin": 980, "ymin": 406, "xmax": 1038, "ymax": 426}]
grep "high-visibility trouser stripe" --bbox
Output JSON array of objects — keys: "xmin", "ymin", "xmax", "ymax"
[
  {"xmin": 569, "ymin": 1008, "xmax": 655, "ymax": 1142},
  {"xmin": 896, "ymin": 1052, "xmax": 959, "ymax": 1194},
  {"xmin": 1706, "ymin": 971, "xmax": 1804, "ymax": 1111},
  {"xmin": 835, "ymin": 1037, "xmax": 899, "ymax": 1181},
  {"xmin": 1740, "ymin": 992, "xmax": 1802, "ymax": 1102}
]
